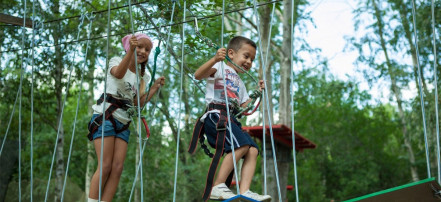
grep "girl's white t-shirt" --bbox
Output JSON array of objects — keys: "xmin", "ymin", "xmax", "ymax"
[
  {"xmin": 92, "ymin": 56, "xmax": 151, "ymax": 124},
  {"xmin": 205, "ymin": 61, "xmax": 249, "ymax": 106}
]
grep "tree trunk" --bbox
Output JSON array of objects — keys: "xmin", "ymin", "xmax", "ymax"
[
  {"xmin": 373, "ymin": 0, "xmax": 419, "ymax": 181},
  {"xmin": 394, "ymin": 0, "xmax": 430, "ymax": 97},
  {"xmin": 258, "ymin": 2, "xmax": 286, "ymax": 201},
  {"xmin": 52, "ymin": 15, "xmax": 65, "ymax": 201}
]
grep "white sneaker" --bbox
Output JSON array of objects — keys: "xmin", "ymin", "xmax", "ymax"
[
  {"xmin": 242, "ymin": 190, "xmax": 272, "ymax": 202},
  {"xmin": 210, "ymin": 183, "xmax": 237, "ymax": 200}
]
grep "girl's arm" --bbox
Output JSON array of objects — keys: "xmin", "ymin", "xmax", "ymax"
[
  {"xmin": 134, "ymin": 76, "xmax": 166, "ymax": 107},
  {"xmin": 110, "ymin": 36, "xmax": 137, "ymax": 79},
  {"xmin": 194, "ymin": 48, "xmax": 226, "ymax": 80}
]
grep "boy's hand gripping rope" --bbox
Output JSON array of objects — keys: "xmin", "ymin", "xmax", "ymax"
[{"xmin": 190, "ymin": 14, "xmax": 262, "ymax": 118}]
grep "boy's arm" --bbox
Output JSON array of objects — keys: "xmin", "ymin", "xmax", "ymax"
[
  {"xmin": 194, "ymin": 48, "xmax": 226, "ymax": 80},
  {"xmin": 240, "ymin": 80, "xmax": 265, "ymax": 108},
  {"xmin": 111, "ymin": 36, "xmax": 137, "ymax": 79}
]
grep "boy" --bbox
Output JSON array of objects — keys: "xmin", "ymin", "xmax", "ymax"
[{"xmin": 192, "ymin": 36, "xmax": 271, "ymax": 201}]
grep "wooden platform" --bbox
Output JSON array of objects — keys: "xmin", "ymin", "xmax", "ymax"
[
  {"xmin": 344, "ymin": 178, "xmax": 441, "ymax": 202},
  {"xmin": 243, "ymin": 124, "xmax": 316, "ymax": 151}
]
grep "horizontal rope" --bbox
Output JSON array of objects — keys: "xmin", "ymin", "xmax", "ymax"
[{"xmin": 0, "ymin": 0, "xmax": 282, "ymax": 54}]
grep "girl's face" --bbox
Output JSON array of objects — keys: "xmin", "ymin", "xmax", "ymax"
[
  {"xmin": 136, "ymin": 38, "xmax": 153, "ymax": 64},
  {"xmin": 227, "ymin": 43, "xmax": 256, "ymax": 73}
]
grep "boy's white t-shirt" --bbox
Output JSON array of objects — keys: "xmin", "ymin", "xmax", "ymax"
[
  {"xmin": 92, "ymin": 56, "xmax": 151, "ymax": 124},
  {"xmin": 205, "ymin": 61, "xmax": 249, "ymax": 106}
]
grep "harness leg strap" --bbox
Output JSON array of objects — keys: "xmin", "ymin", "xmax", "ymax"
[
  {"xmin": 188, "ymin": 116, "xmax": 204, "ymax": 154},
  {"xmin": 202, "ymin": 111, "xmax": 227, "ymax": 201}
]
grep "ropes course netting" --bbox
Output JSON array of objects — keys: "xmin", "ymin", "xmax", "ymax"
[{"xmin": 0, "ymin": 0, "xmax": 439, "ymax": 201}]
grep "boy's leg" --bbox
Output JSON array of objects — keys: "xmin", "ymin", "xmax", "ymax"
[
  {"xmin": 214, "ymin": 146, "xmax": 249, "ymax": 186},
  {"xmin": 89, "ymin": 136, "xmax": 116, "ymax": 199},
  {"xmin": 239, "ymin": 147, "xmax": 258, "ymax": 194},
  {"xmin": 100, "ymin": 137, "xmax": 128, "ymax": 201}
]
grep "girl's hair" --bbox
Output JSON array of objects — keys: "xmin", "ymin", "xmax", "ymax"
[{"xmin": 140, "ymin": 62, "xmax": 146, "ymax": 77}]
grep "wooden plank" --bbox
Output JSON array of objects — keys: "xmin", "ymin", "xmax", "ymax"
[
  {"xmin": 344, "ymin": 178, "xmax": 441, "ymax": 202},
  {"xmin": 0, "ymin": 13, "xmax": 33, "ymax": 28}
]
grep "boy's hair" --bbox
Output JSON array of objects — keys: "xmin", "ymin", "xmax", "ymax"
[{"xmin": 226, "ymin": 36, "xmax": 257, "ymax": 52}]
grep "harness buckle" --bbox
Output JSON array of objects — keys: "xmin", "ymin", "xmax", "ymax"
[
  {"xmin": 216, "ymin": 126, "xmax": 226, "ymax": 131},
  {"xmin": 92, "ymin": 120, "xmax": 101, "ymax": 127}
]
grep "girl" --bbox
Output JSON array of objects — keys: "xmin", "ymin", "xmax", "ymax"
[{"xmin": 87, "ymin": 33, "xmax": 165, "ymax": 202}]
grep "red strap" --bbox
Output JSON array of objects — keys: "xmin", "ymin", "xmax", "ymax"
[{"xmin": 141, "ymin": 117, "xmax": 150, "ymax": 138}]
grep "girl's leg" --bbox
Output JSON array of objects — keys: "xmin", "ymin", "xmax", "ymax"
[
  {"xmin": 100, "ymin": 137, "xmax": 128, "ymax": 201},
  {"xmin": 214, "ymin": 146, "xmax": 249, "ymax": 186},
  {"xmin": 239, "ymin": 147, "xmax": 258, "ymax": 194},
  {"xmin": 89, "ymin": 136, "xmax": 116, "ymax": 199}
]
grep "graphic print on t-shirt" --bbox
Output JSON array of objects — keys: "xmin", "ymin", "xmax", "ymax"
[
  {"xmin": 213, "ymin": 69, "xmax": 240, "ymax": 103},
  {"xmin": 116, "ymin": 82, "xmax": 136, "ymax": 99}
]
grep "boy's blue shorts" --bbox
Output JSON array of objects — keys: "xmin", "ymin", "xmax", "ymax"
[
  {"xmin": 204, "ymin": 112, "xmax": 259, "ymax": 154},
  {"xmin": 89, "ymin": 114, "xmax": 130, "ymax": 143}
]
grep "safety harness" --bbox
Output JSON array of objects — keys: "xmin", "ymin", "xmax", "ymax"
[
  {"xmin": 190, "ymin": 103, "xmax": 246, "ymax": 201},
  {"xmin": 87, "ymin": 93, "xmax": 132, "ymax": 141}
]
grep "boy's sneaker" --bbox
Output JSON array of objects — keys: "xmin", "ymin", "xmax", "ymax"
[
  {"xmin": 210, "ymin": 183, "xmax": 236, "ymax": 200},
  {"xmin": 242, "ymin": 190, "xmax": 272, "ymax": 202}
]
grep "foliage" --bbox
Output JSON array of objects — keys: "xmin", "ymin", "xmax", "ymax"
[{"xmin": 1, "ymin": 0, "xmax": 440, "ymax": 201}]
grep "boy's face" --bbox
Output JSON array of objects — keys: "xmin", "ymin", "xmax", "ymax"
[
  {"xmin": 227, "ymin": 43, "xmax": 256, "ymax": 73},
  {"xmin": 136, "ymin": 38, "xmax": 153, "ymax": 64}
]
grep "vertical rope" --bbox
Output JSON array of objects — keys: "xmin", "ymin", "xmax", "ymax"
[
  {"xmin": 61, "ymin": 15, "xmax": 93, "ymax": 201},
  {"xmin": 0, "ymin": 89, "xmax": 20, "ymax": 156},
  {"xmin": 252, "ymin": 0, "xmax": 282, "ymax": 200},
  {"xmin": 44, "ymin": 10, "xmax": 87, "ymax": 202},
  {"xmin": 290, "ymin": 0, "xmax": 300, "ymax": 201},
  {"xmin": 431, "ymin": 0, "xmax": 440, "ymax": 184},
  {"xmin": 410, "ymin": 0, "xmax": 431, "ymax": 178},
  {"xmin": 262, "ymin": 101, "xmax": 267, "ymax": 194},
  {"xmin": 172, "ymin": 2, "xmax": 185, "ymax": 201},
  {"xmin": 98, "ymin": 1, "xmax": 112, "ymax": 201},
  {"xmin": 220, "ymin": 0, "xmax": 241, "ymax": 194},
  {"xmin": 129, "ymin": 1, "xmax": 177, "ymax": 200},
  {"xmin": 260, "ymin": 1, "xmax": 276, "ymax": 195},
  {"xmin": 30, "ymin": 0, "xmax": 36, "ymax": 200},
  {"xmin": 127, "ymin": 1, "xmax": 144, "ymax": 201},
  {"xmin": 18, "ymin": 0, "xmax": 28, "ymax": 201}
]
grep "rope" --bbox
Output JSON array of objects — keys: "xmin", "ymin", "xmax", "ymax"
[
  {"xmin": 172, "ymin": 1, "xmax": 186, "ymax": 201},
  {"xmin": 172, "ymin": 1, "xmax": 185, "ymax": 200},
  {"xmin": 61, "ymin": 13, "xmax": 94, "ymax": 202},
  {"xmin": 252, "ymin": 0, "xmax": 282, "ymax": 200},
  {"xmin": 410, "ymin": 0, "xmax": 431, "ymax": 179},
  {"xmin": 128, "ymin": 138, "xmax": 148, "ymax": 202},
  {"xmin": 0, "ymin": 89, "xmax": 19, "ymax": 156},
  {"xmin": 1, "ymin": 0, "xmax": 283, "ymax": 55},
  {"xmin": 431, "ymin": 0, "xmax": 440, "ymax": 184},
  {"xmin": 218, "ymin": 0, "xmax": 241, "ymax": 194},
  {"xmin": 129, "ymin": 1, "xmax": 177, "ymax": 200},
  {"xmin": 43, "ymin": 11, "xmax": 87, "ymax": 202},
  {"xmin": 30, "ymin": 0, "xmax": 37, "ymax": 200},
  {"xmin": 98, "ymin": 1, "xmax": 112, "ymax": 201},
  {"xmin": 187, "ymin": 10, "xmax": 259, "ymax": 86},
  {"xmin": 260, "ymin": 1, "xmax": 277, "ymax": 195},
  {"xmin": 145, "ymin": 0, "xmax": 179, "ymax": 117},
  {"xmin": 18, "ymin": 0, "xmax": 28, "ymax": 200},
  {"xmin": 262, "ymin": 97, "xmax": 267, "ymax": 194},
  {"xmin": 290, "ymin": 0, "xmax": 300, "ymax": 201},
  {"xmin": 127, "ymin": 0, "xmax": 145, "ymax": 201}
]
